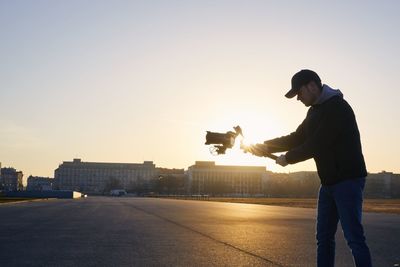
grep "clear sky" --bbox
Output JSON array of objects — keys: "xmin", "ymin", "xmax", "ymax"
[{"xmin": 1, "ymin": 0, "xmax": 399, "ymax": 179}]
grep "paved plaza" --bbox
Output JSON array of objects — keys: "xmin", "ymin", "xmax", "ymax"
[{"xmin": 0, "ymin": 197, "xmax": 398, "ymax": 266}]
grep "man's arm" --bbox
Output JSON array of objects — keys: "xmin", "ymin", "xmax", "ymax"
[
  {"xmin": 263, "ymin": 119, "xmax": 307, "ymax": 153},
  {"xmin": 243, "ymin": 119, "xmax": 306, "ymax": 157},
  {"xmin": 285, "ymin": 102, "xmax": 346, "ymax": 164}
]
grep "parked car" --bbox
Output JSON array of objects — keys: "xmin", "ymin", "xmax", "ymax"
[{"xmin": 110, "ymin": 189, "xmax": 127, "ymax": 197}]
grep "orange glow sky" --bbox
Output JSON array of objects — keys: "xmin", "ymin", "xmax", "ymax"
[{"xmin": 1, "ymin": 1, "xmax": 399, "ymax": 178}]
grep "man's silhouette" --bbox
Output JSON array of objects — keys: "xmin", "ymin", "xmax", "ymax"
[{"xmin": 246, "ymin": 69, "xmax": 372, "ymax": 267}]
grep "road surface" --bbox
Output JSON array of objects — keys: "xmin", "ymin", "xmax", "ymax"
[{"xmin": 0, "ymin": 197, "xmax": 398, "ymax": 266}]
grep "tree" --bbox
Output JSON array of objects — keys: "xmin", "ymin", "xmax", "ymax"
[
  {"xmin": 103, "ymin": 177, "xmax": 121, "ymax": 193},
  {"xmin": 155, "ymin": 175, "xmax": 183, "ymax": 194}
]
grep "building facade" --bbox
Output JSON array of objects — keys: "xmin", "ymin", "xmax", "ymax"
[
  {"xmin": 0, "ymin": 167, "xmax": 23, "ymax": 191},
  {"xmin": 27, "ymin": 176, "xmax": 54, "ymax": 191},
  {"xmin": 364, "ymin": 171, "xmax": 400, "ymax": 198},
  {"xmin": 54, "ymin": 159, "xmax": 157, "ymax": 193},
  {"xmin": 187, "ymin": 161, "xmax": 268, "ymax": 196}
]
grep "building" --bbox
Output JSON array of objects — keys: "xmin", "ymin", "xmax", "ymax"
[
  {"xmin": 390, "ymin": 173, "xmax": 400, "ymax": 198},
  {"xmin": 26, "ymin": 176, "xmax": 54, "ymax": 191},
  {"xmin": 264, "ymin": 171, "xmax": 400, "ymax": 198},
  {"xmin": 54, "ymin": 159, "xmax": 157, "ymax": 193},
  {"xmin": 365, "ymin": 171, "xmax": 398, "ymax": 198},
  {"xmin": 260, "ymin": 171, "xmax": 321, "ymax": 197},
  {"xmin": 187, "ymin": 161, "xmax": 268, "ymax": 196},
  {"xmin": 0, "ymin": 167, "xmax": 23, "ymax": 191}
]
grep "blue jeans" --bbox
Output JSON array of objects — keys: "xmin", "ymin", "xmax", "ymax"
[{"xmin": 317, "ymin": 177, "xmax": 372, "ymax": 267}]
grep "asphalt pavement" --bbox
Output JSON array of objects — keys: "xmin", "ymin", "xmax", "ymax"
[{"xmin": 0, "ymin": 197, "xmax": 398, "ymax": 267}]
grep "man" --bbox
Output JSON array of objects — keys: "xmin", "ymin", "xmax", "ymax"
[{"xmin": 245, "ymin": 69, "xmax": 372, "ymax": 267}]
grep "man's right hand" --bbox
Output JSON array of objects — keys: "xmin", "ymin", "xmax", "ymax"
[{"xmin": 242, "ymin": 143, "xmax": 270, "ymax": 157}]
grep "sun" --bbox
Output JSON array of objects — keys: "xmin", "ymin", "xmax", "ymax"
[{"xmin": 208, "ymin": 112, "xmax": 284, "ymax": 171}]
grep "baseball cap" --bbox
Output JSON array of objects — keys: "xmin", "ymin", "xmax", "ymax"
[{"xmin": 285, "ymin": 69, "xmax": 321, "ymax": 98}]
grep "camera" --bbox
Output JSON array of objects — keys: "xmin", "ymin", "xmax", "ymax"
[{"xmin": 205, "ymin": 126, "xmax": 243, "ymax": 155}]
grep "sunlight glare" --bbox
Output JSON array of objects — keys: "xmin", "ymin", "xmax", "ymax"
[{"xmin": 211, "ymin": 110, "xmax": 284, "ymax": 171}]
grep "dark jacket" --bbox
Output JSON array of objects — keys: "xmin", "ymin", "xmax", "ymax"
[{"xmin": 264, "ymin": 85, "xmax": 367, "ymax": 185}]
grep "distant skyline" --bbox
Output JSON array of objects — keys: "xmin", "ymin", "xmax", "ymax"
[{"xmin": 1, "ymin": 1, "xmax": 400, "ymax": 177}]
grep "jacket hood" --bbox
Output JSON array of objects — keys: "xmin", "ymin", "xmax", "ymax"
[{"xmin": 313, "ymin": 84, "xmax": 343, "ymax": 105}]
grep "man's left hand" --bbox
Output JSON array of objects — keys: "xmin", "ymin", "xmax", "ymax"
[{"xmin": 276, "ymin": 155, "xmax": 288, "ymax": 167}]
